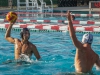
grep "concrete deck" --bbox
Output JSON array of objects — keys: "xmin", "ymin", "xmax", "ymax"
[{"xmin": 53, "ymin": 6, "xmax": 100, "ymax": 11}]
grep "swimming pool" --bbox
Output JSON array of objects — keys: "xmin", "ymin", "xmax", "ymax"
[
  {"xmin": 0, "ymin": 31, "xmax": 100, "ymax": 75},
  {"xmin": 0, "ymin": 11, "xmax": 100, "ymax": 21}
]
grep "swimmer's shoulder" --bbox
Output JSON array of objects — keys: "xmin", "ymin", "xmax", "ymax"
[
  {"xmin": 29, "ymin": 42, "xmax": 36, "ymax": 48},
  {"xmin": 14, "ymin": 38, "xmax": 21, "ymax": 43}
]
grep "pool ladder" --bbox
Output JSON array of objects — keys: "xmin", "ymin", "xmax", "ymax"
[{"xmin": 17, "ymin": 0, "xmax": 53, "ymax": 17}]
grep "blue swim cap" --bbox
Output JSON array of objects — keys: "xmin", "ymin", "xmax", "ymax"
[
  {"xmin": 20, "ymin": 28, "xmax": 30, "ymax": 39},
  {"xmin": 82, "ymin": 33, "xmax": 93, "ymax": 44}
]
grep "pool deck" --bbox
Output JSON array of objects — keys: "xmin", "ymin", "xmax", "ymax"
[
  {"xmin": 0, "ymin": 5, "xmax": 100, "ymax": 13},
  {"xmin": 53, "ymin": 6, "xmax": 100, "ymax": 12},
  {"xmin": 54, "ymin": 6, "xmax": 89, "ymax": 11}
]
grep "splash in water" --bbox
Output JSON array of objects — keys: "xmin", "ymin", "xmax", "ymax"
[
  {"xmin": 2, "ymin": 54, "xmax": 34, "ymax": 65},
  {"xmin": 16, "ymin": 54, "xmax": 34, "ymax": 64}
]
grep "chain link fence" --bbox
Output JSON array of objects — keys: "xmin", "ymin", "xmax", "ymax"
[{"xmin": 0, "ymin": 0, "xmax": 57, "ymax": 8}]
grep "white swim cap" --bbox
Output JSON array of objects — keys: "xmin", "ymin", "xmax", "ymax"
[{"xmin": 82, "ymin": 33, "xmax": 93, "ymax": 44}]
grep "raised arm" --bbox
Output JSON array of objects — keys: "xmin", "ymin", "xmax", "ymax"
[
  {"xmin": 67, "ymin": 11, "xmax": 82, "ymax": 49},
  {"xmin": 5, "ymin": 21, "xmax": 16, "ymax": 44}
]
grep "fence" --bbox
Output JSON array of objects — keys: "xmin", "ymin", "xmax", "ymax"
[
  {"xmin": 0, "ymin": 0, "xmax": 8, "ymax": 7},
  {"xmin": 58, "ymin": 0, "xmax": 77, "ymax": 7},
  {"xmin": 0, "ymin": 0, "xmax": 57, "ymax": 7}
]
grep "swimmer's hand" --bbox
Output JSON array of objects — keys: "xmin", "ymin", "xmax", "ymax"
[
  {"xmin": 10, "ymin": 19, "xmax": 16, "ymax": 25},
  {"xmin": 67, "ymin": 11, "xmax": 72, "ymax": 21},
  {"xmin": 39, "ymin": 58, "xmax": 43, "ymax": 61}
]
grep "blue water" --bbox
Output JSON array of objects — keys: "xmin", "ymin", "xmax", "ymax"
[{"xmin": 0, "ymin": 31, "xmax": 100, "ymax": 75}]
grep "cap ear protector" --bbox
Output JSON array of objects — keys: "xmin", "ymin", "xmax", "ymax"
[{"xmin": 20, "ymin": 28, "xmax": 30, "ymax": 39}]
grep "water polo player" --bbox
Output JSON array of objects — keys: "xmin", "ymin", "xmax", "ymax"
[
  {"xmin": 67, "ymin": 11, "xmax": 100, "ymax": 73},
  {"xmin": 5, "ymin": 12, "xmax": 41, "ymax": 60}
]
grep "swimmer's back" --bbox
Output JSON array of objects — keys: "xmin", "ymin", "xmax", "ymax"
[{"xmin": 75, "ymin": 44, "xmax": 99, "ymax": 73}]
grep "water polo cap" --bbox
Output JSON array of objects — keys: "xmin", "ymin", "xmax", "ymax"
[
  {"xmin": 82, "ymin": 33, "xmax": 93, "ymax": 44},
  {"xmin": 20, "ymin": 28, "xmax": 30, "ymax": 39}
]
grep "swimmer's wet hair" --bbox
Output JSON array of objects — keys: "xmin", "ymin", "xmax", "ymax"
[{"xmin": 20, "ymin": 28, "xmax": 30, "ymax": 39}]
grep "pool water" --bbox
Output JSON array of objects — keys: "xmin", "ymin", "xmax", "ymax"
[
  {"xmin": 0, "ymin": 31, "xmax": 100, "ymax": 75},
  {"xmin": 24, "ymin": 16, "xmax": 100, "ymax": 21}
]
